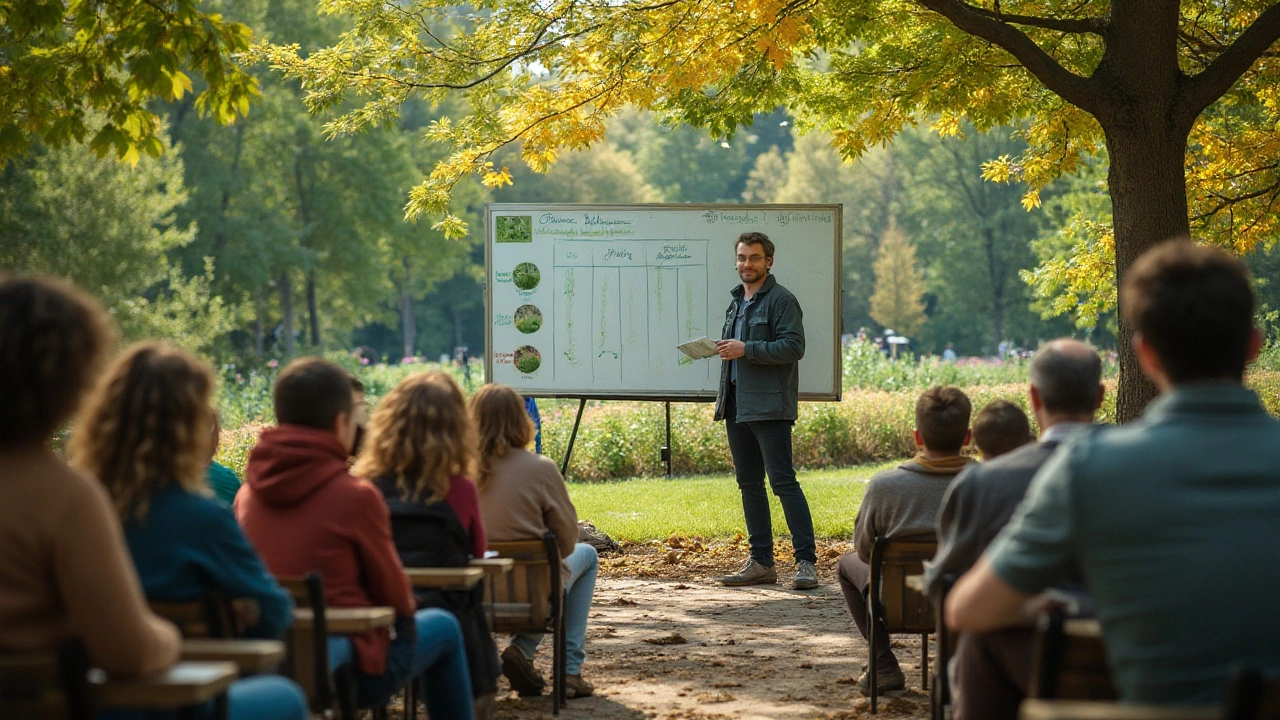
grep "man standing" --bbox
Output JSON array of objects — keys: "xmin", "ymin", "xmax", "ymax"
[
  {"xmin": 714, "ymin": 231, "xmax": 818, "ymax": 590},
  {"xmin": 948, "ymin": 242, "xmax": 1280, "ymax": 706}
]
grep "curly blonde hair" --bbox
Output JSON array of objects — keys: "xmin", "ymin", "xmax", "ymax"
[
  {"xmin": 469, "ymin": 384, "xmax": 535, "ymax": 491},
  {"xmin": 70, "ymin": 343, "xmax": 214, "ymax": 521},
  {"xmin": 353, "ymin": 371, "xmax": 476, "ymax": 503}
]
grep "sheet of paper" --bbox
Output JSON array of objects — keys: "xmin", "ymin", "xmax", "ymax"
[{"xmin": 676, "ymin": 337, "xmax": 719, "ymax": 360}]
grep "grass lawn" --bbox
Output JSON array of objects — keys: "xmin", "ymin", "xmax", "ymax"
[{"xmin": 566, "ymin": 462, "xmax": 894, "ymax": 542}]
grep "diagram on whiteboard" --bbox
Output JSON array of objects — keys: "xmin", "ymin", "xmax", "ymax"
[{"xmin": 486, "ymin": 204, "xmax": 842, "ymax": 400}]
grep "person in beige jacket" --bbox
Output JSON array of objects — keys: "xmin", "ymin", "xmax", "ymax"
[
  {"xmin": 471, "ymin": 384, "xmax": 598, "ymax": 700},
  {"xmin": 0, "ymin": 276, "xmax": 180, "ymax": 678}
]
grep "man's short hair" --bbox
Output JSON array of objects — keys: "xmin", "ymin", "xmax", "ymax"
[
  {"xmin": 736, "ymin": 232, "xmax": 775, "ymax": 258},
  {"xmin": 1029, "ymin": 342, "xmax": 1103, "ymax": 415},
  {"xmin": 972, "ymin": 401, "xmax": 1033, "ymax": 459},
  {"xmin": 1121, "ymin": 241, "xmax": 1255, "ymax": 382},
  {"xmin": 274, "ymin": 358, "xmax": 354, "ymax": 430},
  {"xmin": 916, "ymin": 386, "xmax": 972, "ymax": 453},
  {"xmin": 0, "ymin": 275, "xmax": 115, "ymax": 448}
]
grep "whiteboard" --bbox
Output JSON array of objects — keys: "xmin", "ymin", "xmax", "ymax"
[{"xmin": 484, "ymin": 204, "xmax": 842, "ymax": 400}]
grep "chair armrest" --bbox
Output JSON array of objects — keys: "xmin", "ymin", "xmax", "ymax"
[
  {"xmin": 405, "ymin": 567, "xmax": 484, "ymax": 590},
  {"xmin": 1020, "ymin": 700, "xmax": 1218, "ymax": 720},
  {"xmin": 293, "ymin": 607, "xmax": 396, "ymax": 632},
  {"xmin": 180, "ymin": 639, "xmax": 286, "ymax": 674},
  {"xmin": 94, "ymin": 661, "xmax": 238, "ymax": 709}
]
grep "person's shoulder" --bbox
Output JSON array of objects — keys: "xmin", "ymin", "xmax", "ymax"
[{"xmin": 864, "ymin": 465, "xmax": 913, "ymax": 493}]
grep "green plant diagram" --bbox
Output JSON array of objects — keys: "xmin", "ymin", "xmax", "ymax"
[
  {"xmin": 514, "ymin": 345, "xmax": 541, "ymax": 373},
  {"xmin": 514, "ymin": 304, "xmax": 542, "ymax": 334},
  {"xmin": 513, "ymin": 262, "xmax": 541, "ymax": 290},
  {"xmin": 495, "ymin": 215, "xmax": 532, "ymax": 243}
]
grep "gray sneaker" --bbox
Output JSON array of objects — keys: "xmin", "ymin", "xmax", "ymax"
[
  {"xmin": 792, "ymin": 560, "xmax": 819, "ymax": 589},
  {"xmin": 857, "ymin": 665, "xmax": 906, "ymax": 695},
  {"xmin": 719, "ymin": 559, "xmax": 778, "ymax": 586}
]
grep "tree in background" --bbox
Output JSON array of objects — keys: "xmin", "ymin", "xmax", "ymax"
[
  {"xmin": 0, "ymin": 0, "xmax": 257, "ymax": 164},
  {"xmin": 0, "ymin": 129, "xmax": 232, "ymax": 353},
  {"xmin": 869, "ymin": 220, "xmax": 927, "ymax": 338}
]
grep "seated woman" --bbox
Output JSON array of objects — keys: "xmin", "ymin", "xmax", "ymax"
[
  {"xmin": 0, "ymin": 276, "xmax": 179, "ymax": 681},
  {"xmin": 71, "ymin": 341, "xmax": 307, "ymax": 720},
  {"xmin": 469, "ymin": 384, "xmax": 598, "ymax": 699},
  {"xmin": 357, "ymin": 371, "xmax": 501, "ymax": 715}
]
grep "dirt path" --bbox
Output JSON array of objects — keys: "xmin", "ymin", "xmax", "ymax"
[{"xmin": 491, "ymin": 540, "xmax": 932, "ymax": 720}]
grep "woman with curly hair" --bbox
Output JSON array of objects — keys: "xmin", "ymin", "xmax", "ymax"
[
  {"xmin": 470, "ymin": 384, "xmax": 597, "ymax": 699},
  {"xmin": 357, "ymin": 371, "xmax": 500, "ymax": 714},
  {"xmin": 72, "ymin": 342, "xmax": 307, "ymax": 720},
  {"xmin": 0, "ymin": 276, "xmax": 180, "ymax": 679}
]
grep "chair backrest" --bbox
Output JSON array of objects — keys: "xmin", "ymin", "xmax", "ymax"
[
  {"xmin": 0, "ymin": 641, "xmax": 94, "ymax": 720},
  {"xmin": 1223, "ymin": 667, "xmax": 1280, "ymax": 720},
  {"xmin": 275, "ymin": 573, "xmax": 333, "ymax": 709},
  {"xmin": 485, "ymin": 534, "xmax": 562, "ymax": 634},
  {"xmin": 149, "ymin": 591, "xmax": 236, "ymax": 639},
  {"xmin": 869, "ymin": 537, "xmax": 936, "ymax": 633},
  {"xmin": 1030, "ymin": 609, "xmax": 1116, "ymax": 701}
]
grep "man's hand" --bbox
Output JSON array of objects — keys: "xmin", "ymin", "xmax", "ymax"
[{"xmin": 716, "ymin": 339, "xmax": 746, "ymax": 360}]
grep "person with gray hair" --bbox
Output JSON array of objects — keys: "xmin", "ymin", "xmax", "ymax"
[{"xmin": 925, "ymin": 338, "xmax": 1103, "ymax": 720}]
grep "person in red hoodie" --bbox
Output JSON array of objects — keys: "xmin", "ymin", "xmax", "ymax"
[{"xmin": 236, "ymin": 357, "xmax": 473, "ymax": 717}]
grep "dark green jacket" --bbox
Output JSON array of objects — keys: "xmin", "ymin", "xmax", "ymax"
[{"xmin": 714, "ymin": 273, "xmax": 805, "ymax": 423}]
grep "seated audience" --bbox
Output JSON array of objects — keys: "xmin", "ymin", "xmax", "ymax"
[
  {"xmin": 71, "ymin": 342, "xmax": 306, "ymax": 720},
  {"xmin": 838, "ymin": 385, "xmax": 974, "ymax": 694},
  {"xmin": 236, "ymin": 358, "xmax": 473, "ymax": 717},
  {"xmin": 470, "ymin": 384, "xmax": 598, "ymax": 699},
  {"xmin": 971, "ymin": 400, "xmax": 1033, "ymax": 461},
  {"xmin": 357, "ymin": 371, "xmax": 501, "ymax": 712},
  {"xmin": 0, "ymin": 276, "xmax": 179, "ymax": 678},
  {"xmin": 205, "ymin": 410, "xmax": 241, "ymax": 505},
  {"xmin": 926, "ymin": 339, "xmax": 1104, "ymax": 720},
  {"xmin": 948, "ymin": 242, "xmax": 1280, "ymax": 706}
]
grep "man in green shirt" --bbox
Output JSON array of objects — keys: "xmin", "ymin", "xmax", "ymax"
[{"xmin": 947, "ymin": 241, "xmax": 1280, "ymax": 707}]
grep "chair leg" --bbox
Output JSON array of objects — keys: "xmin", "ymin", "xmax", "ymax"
[
  {"xmin": 404, "ymin": 676, "xmax": 416, "ymax": 720},
  {"xmin": 334, "ymin": 663, "xmax": 358, "ymax": 720},
  {"xmin": 868, "ymin": 603, "xmax": 878, "ymax": 714},
  {"xmin": 921, "ymin": 634, "xmax": 928, "ymax": 691}
]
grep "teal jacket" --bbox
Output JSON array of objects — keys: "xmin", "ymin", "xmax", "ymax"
[{"xmin": 714, "ymin": 273, "xmax": 805, "ymax": 423}]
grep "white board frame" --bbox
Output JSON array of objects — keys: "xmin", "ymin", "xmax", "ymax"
[{"xmin": 484, "ymin": 203, "xmax": 842, "ymax": 402}]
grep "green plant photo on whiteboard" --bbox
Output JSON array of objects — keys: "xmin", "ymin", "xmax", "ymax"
[
  {"xmin": 513, "ymin": 262, "xmax": 541, "ymax": 290},
  {"xmin": 514, "ymin": 304, "xmax": 542, "ymax": 333},
  {"xmin": 496, "ymin": 215, "xmax": 532, "ymax": 243},
  {"xmin": 514, "ymin": 345, "xmax": 541, "ymax": 373}
]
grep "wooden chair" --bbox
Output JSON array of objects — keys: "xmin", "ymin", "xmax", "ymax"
[
  {"xmin": 1030, "ymin": 610, "xmax": 1116, "ymax": 701},
  {"xmin": 277, "ymin": 572, "xmax": 357, "ymax": 720},
  {"xmin": 1019, "ymin": 699, "xmax": 1218, "ymax": 720},
  {"xmin": 1223, "ymin": 667, "xmax": 1280, "ymax": 720},
  {"xmin": 0, "ymin": 641, "xmax": 94, "ymax": 720},
  {"xmin": 928, "ymin": 573, "xmax": 957, "ymax": 720},
  {"xmin": 149, "ymin": 591, "xmax": 237, "ymax": 640},
  {"xmin": 486, "ymin": 533, "xmax": 566, "ymax": 715},
  {"xmin": 867, "ymin": 536, "xmax": 936, "ymax": 713}
]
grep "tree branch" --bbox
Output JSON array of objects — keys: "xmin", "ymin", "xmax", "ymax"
[
  {"xmin": 914, "ymin": 0, "xmax": 1099, "ymax": 113},
  {"xmin": 1178, "ymin": 4, "xmax": 1280, "ymax": 123},
  {"xmin": 965, "ymin": 7, "xmax": 1106, "ymax": 36}
]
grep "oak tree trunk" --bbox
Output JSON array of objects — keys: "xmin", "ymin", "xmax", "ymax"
[
  {"xmin": 400, "ymin": 256, "xmax": 417, "ymax": 360},
  {"xmin": 279, "ymin": 272, "xmax": 296, "ymax": 357},
  {"xmin": 306, "ymin": 271, "xmax": 320, "ymax": 348}
]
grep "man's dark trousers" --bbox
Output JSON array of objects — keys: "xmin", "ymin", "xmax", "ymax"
[{"xmin": 724, "ymin": 389, "xmax": 816, "ymax": 566}]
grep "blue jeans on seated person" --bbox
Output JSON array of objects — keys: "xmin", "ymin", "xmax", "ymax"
[
  {"xmin": 511, "ymin": 542, "xmax": 598, "ymax": 675},
  {"xmin": 98, "ymin": 675, "xmax": 308, "ymax": 720},
  {"xmin": 352, "ymin": 608, "xmax": 473, "ymax": 719}
]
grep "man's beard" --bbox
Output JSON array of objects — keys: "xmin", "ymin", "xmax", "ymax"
[{"xmin": 739, "ymin": 268, "xmax": 765, "ymax": 282}]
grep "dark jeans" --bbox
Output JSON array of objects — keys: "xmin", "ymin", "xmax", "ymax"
[
  {"xmin": 724, "ymin": 389, "xmax": 816, "ymax": 566},
  {"xmin": 952, "ymin": 628, "xmax": 1036, "ymax": 720},
  {"xmin": 836, "ymin": 552, "xmax": 900, "ymax": 671}
]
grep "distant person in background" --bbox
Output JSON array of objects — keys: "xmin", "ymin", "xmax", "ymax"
[
  {"xmin": 0, "ymin": 276, "xmax": 180, "ymax": 681},
  {"xmin": 970, "ymin": 401, "xmax": 1033, "ymax": 461},
  {"xmin": 714, "ymin": 231, "xmax": 817, "ymax": 591},
  {"xmin": 359, "ymin": 371, "xmax": 501, "ymax": 712},
  {"xmin": 943, "ymin": 343, "xmax": 958, "ymax": 363},
  {"xmin": 524, "ymin": 396, "xmax": 542, "ymax": 454},
  {"xmin": 471, "ymin": 384, "xmax": 598, "ymax": 699},
  {"xmin": 73, "ymin": 342, "xmax": 307, "ymax": 720},
  {"xmin": 927, "ymin": 339, "xmax": 1103, "ymax": 720},
  {"xmin": 838, "ymin": 386, "xmax": 974, "ymax": 694},
  {"xmin": 948, "ymin": 243, "xmax": 1280, "ymax": 707},
  {"xmin": 205, "ymin": 410, "xmax": 241, "ymax": 504}
]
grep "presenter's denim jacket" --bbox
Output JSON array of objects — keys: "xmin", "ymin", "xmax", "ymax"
[{"xmin": 714, "ymin": 273, "xmax": 805, "ymax": 423}]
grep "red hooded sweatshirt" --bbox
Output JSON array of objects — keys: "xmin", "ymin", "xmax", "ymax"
[{"xmin": 235, "ymin": 425, "xmax": 414, "ymax": 676}]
